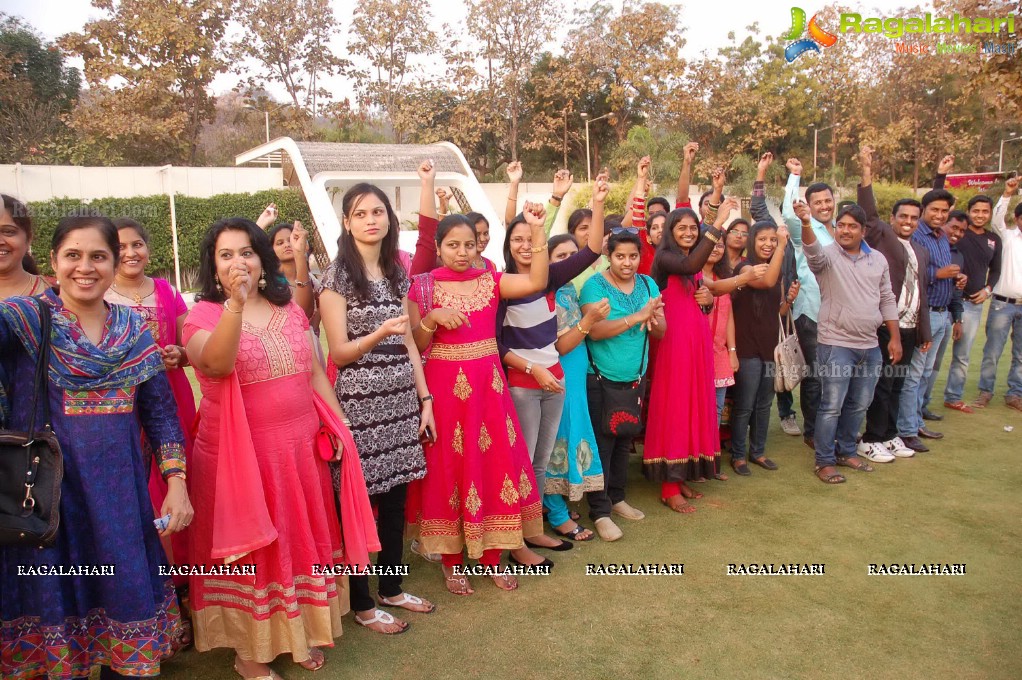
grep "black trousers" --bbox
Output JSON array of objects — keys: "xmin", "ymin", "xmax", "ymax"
[
  {"xmin": 350, "ymin": 483, "xmax": 407, "ymax": 612},
  {"xmin": 863, "ymin": 326, "xmax": 917, "ymax": 443},
  {"xmin": 584, "ymin": 374, "xmax": 633, "ymax": 520}
]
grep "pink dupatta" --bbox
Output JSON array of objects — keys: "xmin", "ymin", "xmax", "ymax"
[{"xmin": 312, "ymin": 392, "xmax": 380, "ymax": 568}]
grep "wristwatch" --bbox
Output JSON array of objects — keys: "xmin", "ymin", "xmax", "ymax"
[{"xmin": 525, "ymin": 361, "xmax": 534, "ymax": 375}]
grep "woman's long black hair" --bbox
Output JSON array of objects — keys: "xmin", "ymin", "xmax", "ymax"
[
  {"xmin": 742, "ymin": 220, "xmax": 780, "ymax": 319},
  {"xmin": 195, "ymin": 217, "xmax": 291, "ymax": 306},
  {"xmin": 2, "ymin": 194, "xmax": 39, "ymax": 275},
  {"xmin": 502, "ymin": 213, "xmax": 528, "ymax": 274},
  {"xmin": 651, "ymin": 207, "xmax": 701, "ymax": 290},
  {"xmin": 335, "ymin": 183, "xmax": 406, "ymax": 300}
]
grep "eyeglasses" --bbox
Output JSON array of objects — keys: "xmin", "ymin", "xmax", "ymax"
[
  {"xmin": 610, "ymin": 226, "xmax": 639, "ymax": 235},
  {"xmin": 730, "ymin": 231, "xmax": 749, "ymax": 237}
]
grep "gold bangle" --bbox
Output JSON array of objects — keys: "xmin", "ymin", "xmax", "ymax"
[
  {"xmin": 705, "ymin": 233, "xmax": 719, "ymax": 244},
  {"xmin": 530, "ymin": 243, "xmax": 547, "ymax": 253},
  {"xmin": 223, "ymin": 299, "xmax": 241, "ymax": 314},
  {"xmin": 355, "ymin": 338, "xmax": 365, "ymax": 355},
  {"xmin": 420, "ymin": 319, "xmax": 437, "ymax": 333},
  {"xmin": 576, "ymin": 323, "xmax": 590, "ymax": 336},
  {"xmin": 623, "ymin": 316, "xmax": 632, "ymax": 328}
]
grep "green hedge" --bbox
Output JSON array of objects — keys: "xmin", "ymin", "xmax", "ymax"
[{"xmin": 27, "ymin": 189, "xmax": 313, "ymax": 284}]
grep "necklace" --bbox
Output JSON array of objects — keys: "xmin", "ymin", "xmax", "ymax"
[{"xmin": 112, "ymin": 277, "xmax": 152, "ymax": 305}]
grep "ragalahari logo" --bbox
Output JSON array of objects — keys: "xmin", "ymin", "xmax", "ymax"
[{"xmin": 783, "ymin": 7, "xmax": 838, "ymax": 62}]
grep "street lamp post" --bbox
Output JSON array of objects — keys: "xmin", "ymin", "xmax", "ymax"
[
  {"xmin": 581, "ymin": 111, "xmax": 617, "ymax": 183},
  {"xmin": 245, "ymin": 101, "xmax": 286, "ymax": 167},
  {"xmin": 999, "ymin": 132, "xmax": 1020, "ymax": 173},
  {"xmin": 809, "ymin": 122, "xmax": 839, "ymax": 182}
]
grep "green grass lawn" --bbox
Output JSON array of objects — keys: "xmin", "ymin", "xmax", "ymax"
[{"xmin": 163, "ymin": 327, "xmax": 1022, "ymax": 680}]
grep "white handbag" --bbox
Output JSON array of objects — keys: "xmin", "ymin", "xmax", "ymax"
[{"xmin": 773, "ymin": 313, "xmax": 806, "ymax": 393}]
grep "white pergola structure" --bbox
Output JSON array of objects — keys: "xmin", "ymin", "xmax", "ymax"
[{"xmin": 235, "ymin": 139, "xmax": 502, "ymax": 268}]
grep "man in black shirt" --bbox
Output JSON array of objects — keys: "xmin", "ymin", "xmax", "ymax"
[{"xmin": 941, "ymin": 191, "xmax": 1002, "ymax": 412}]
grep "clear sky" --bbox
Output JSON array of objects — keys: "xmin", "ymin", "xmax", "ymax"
[{"xmin": 3, "ymin": 0, "xmax": 936, "ymax": 103}]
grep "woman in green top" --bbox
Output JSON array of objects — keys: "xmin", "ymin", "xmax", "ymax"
[{"xmin": 578, "ymin": 229, "xmax": 665, "ymax": 541}]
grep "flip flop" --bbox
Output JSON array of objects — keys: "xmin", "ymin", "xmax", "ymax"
[
  {"xmin": 354, "ymin": 609, "xmax": 410, "ymax": 635},
  {"xmin": 296, "ymin": 648, "xmax": 325, "ymax": 672},
  {"xmin": 379, "ymin": 592, "xmax": 436, "ymax": 614}
]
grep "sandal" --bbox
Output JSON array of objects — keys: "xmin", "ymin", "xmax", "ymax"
[
  {"xmin": 296, "ymin": 648, "xmax": 325, "ymax": 672},
  {"xmin": 491, "ymin": 573, "xmax": 518, "ymax": 591},
  {"xmin": 660, "ymin": 495, "xmax": 696, "ymax": 514},
  {"xmin": 379, "ymin": 592, "xmax": 436, "ymax": 614},
  {"xmin": 441, "ymin": 566, "xmax": 474, "ymax": 596},
  {"xmin": 354, "ymin": 609, "xmax": 409, "ymax": 635},
  {"xmin": 553, "ymin": 523, "xmax": 594, "ymax": 542},
  {"xmin": 837, "ymin": 456, "xmax": 874, "ymax": 472},
  {"xmin": 234, "ymin": 657, "xmax": 283, "ymax": 680},
  {"xmin": 679, "ymin": 486, "xmax": 703, "ymax": 500},
  {"xmin": 814, "ymin": 465, "xmax": 846, "ymax": 484},
  {"xmin": 714, "ymin": 472, "xmax": 729, "ymax": 481}
]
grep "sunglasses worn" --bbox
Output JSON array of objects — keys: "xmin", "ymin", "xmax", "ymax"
[{"xmin": 611, "ymin": 226, "xmax": 639, "ymax": 235}]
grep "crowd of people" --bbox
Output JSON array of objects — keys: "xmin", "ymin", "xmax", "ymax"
[{"xmin": 0, "ymin": 141, "xmax": 1019, "ymax": 678}]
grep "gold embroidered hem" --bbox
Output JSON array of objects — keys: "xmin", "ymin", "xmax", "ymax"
[
  {"xmin": 430, "ymin": 338, "xmax": 499, "ymax": 362},
  {"xmin": 410, "ymin": 502, "xmax": 544, "ymax": 559},
  {"xmin": 543, "ymin": 473, "xmax": 605, "ymax": 501},
  {"xmin": 192, "ymin": 595, "xmax": 345, "ymax": 663}
]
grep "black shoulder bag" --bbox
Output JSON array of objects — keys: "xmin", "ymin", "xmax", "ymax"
[
  {"xmin": 0, "ymin": 298, "xmax": 63, "ymax": 547},
  {"xmin": 587, "ymin": 276, "xmax": 652, "ymax": 439}
]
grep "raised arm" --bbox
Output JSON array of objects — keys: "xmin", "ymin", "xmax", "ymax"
[
  {"xmin": 781, "ymin": 158, "xmax": 804, "ymax": 243},
  {"xmin": 411, "ymin": 160, "xmax": 439, "ymax": 276},
  {"xmin": 747, "ymin": 220, "xmax": 790, "ymax": 289},
  {"xmin": 546, "ymin": 168, "xmax": 573, "ymax": 237},
  {"xmin": 622, "ymin": 156, "xmax": 650, "ymax": 228},
  {"xmin": 857, "ymin": 145, "xmax": 894, "ymax": 246},
  {"xmin": 750, "ymin": 152, "xmax": 776, "ymax": 224},
  {"xmin": 992, "ymin": 177, "xmax": 1018, "ymax": 236},
  {"xmin": 505, "ymin": 161, "xmax": 523, "ymax": 226},
  {"xmin": 677, "ymin": 142, "xmax": 697, "ymax": 208},
  {"xmin": 288, "ymin": 221, "xmax": 315, "ymax": 318},
  {"xmin": 934, "ymin": 154, "xmax": 954, "ymax": 190},
  {"xmin": 255, "ymin": 203, "xmax": 278, "ymax": 230}
]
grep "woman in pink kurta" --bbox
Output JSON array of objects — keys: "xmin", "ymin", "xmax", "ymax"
[{"xmin": 406, "ymin": 202, "xmax": 552, "ymax": 595}]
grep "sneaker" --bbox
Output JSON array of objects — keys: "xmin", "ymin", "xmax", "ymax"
[
  {"xmin": 884, "ymin": 437, "xmax": 915, "ymax": 458},
  {"xmin": 971, "ymin": 391, "xmax": 993, "ymax": 408},
  {"xmin": 857, "ymin": 441, "xmax": 895, "ymax": 463},
  {"xmin": 943, "ymin": 401, "xmax": 974, "ymax": 414},
  {"xmin": 410, "ymin": 539, "xmax": 442, "ymax": 563},
  {"xmin": 611, "ymin": 501, "xmax": 645, "ymax": 520},
  {"xmin": 780, "ymin": 415, "xmax": 802, "ymax": 436},
  {"xmin": 1007, "ymin": 395, "xmax": 1022, "ymax": 413}
]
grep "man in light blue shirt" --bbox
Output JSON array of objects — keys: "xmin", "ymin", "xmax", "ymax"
[{"xmin": 780, "ymin": 157, "xmax": 839, "ymax": 451}]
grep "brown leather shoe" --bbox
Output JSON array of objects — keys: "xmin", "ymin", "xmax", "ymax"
[
  {"xmin": 972, "ymin": 391, "xmax": 993, "ymax": 408},
  {"xmin": 1006, "ymin": 396, "xmax": 1022, "ymax": 413},
  {"xmin": 918, "ymin": 427, "xmax": 944, "ymax": 440}
]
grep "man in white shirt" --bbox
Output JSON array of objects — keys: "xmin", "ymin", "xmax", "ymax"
[{"xmin": 975, "ymin": 177, "xmax": 1022, "ymax": 412}]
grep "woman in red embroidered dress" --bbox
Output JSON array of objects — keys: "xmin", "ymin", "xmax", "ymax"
[
  {"xmin": 407, "ymin": 202, "xmax": 550, "ymax": 595},
  {"xmin": 184, "ymin": 218, "xmax": 346, "ymax": 679}
]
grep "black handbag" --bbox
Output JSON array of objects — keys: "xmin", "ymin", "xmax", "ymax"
[
  {"xmin": 587, "ymin": 277, "xmax": 652, "ymax": 439},
  {"xmin": 0, "ymin": 298, "xmax": 63, "ymax": 547}
]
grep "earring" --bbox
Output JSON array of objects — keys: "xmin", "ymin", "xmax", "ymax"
[
  {"xmin": 258, "ymin": 273, "xmax": 267, "ymax": 290},
  {"xmin": 215, "ymin": 275, "xmax": 222, "ymax": 293}
]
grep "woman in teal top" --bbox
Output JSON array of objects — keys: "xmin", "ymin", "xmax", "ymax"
[{"xmin": 578, "ymin": 229, "xmax": 665, "ymax": 541}]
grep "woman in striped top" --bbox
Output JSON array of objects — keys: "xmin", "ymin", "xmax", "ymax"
[{"xmin": 497, "ymin": 175, "xmax": 609, "ymax": 555}]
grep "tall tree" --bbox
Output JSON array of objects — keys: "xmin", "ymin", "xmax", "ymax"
[
  {"xmin": 347, "ymin": 0, "xmax": 438, "ymax": 142},
  {"xmin": 463, "ymin": 0, "xmax": 562, "ymax": 162},
  {"xmin": 232, "ymin": 0, "xmax": 348, "ymax": 116},
  {"xmin": 0, "ymin": 14, "xmax": 81, "ymax": 163},
  {"xmin": 60, "ymin": 0, "xmax": 231, "ymax": 165}
]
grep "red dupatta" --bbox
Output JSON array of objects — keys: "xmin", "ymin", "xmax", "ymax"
[{"xmin": 312, "ymin": 391, "xmax": 380, "ymax": 568}]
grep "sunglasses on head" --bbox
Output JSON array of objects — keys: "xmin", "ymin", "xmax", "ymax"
[{"xmin": 610, "ymin": 226, "xmax": 639, "ymax": 235}]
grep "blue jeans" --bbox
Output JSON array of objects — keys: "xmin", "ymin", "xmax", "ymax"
[
  {"xmin": 898, "ymin": 308, "xmax": 949, "ymax": 437},
  {"xmin": 776, "ymin": 389, "xmax": 795, "ymax": 419},
  {"xmin": 943, "ymin": 301, "xmax": 984, "ymax": 403},
  {"xmin": 716, "ymin": 386, "xmax": 728, "ymax": 424},
  {"xmin": 814, "ymin": 343, "xmax": 882, "ymax": 468},
  {"xmin": 978, "ymin": 298, "xmax": 1022, "ymax": 398},
  {"xmin": 923, "ymin": 310, "xmax": 952, "ymax": 411},
  {"xmin": 730, "ymin": 357, "xmax": 775, "ymax": 462}
]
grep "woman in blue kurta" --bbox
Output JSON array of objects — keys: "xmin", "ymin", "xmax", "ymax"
[{"xmin": 0, "ymin": 215, "xmax": 192, "ymax": 679}]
